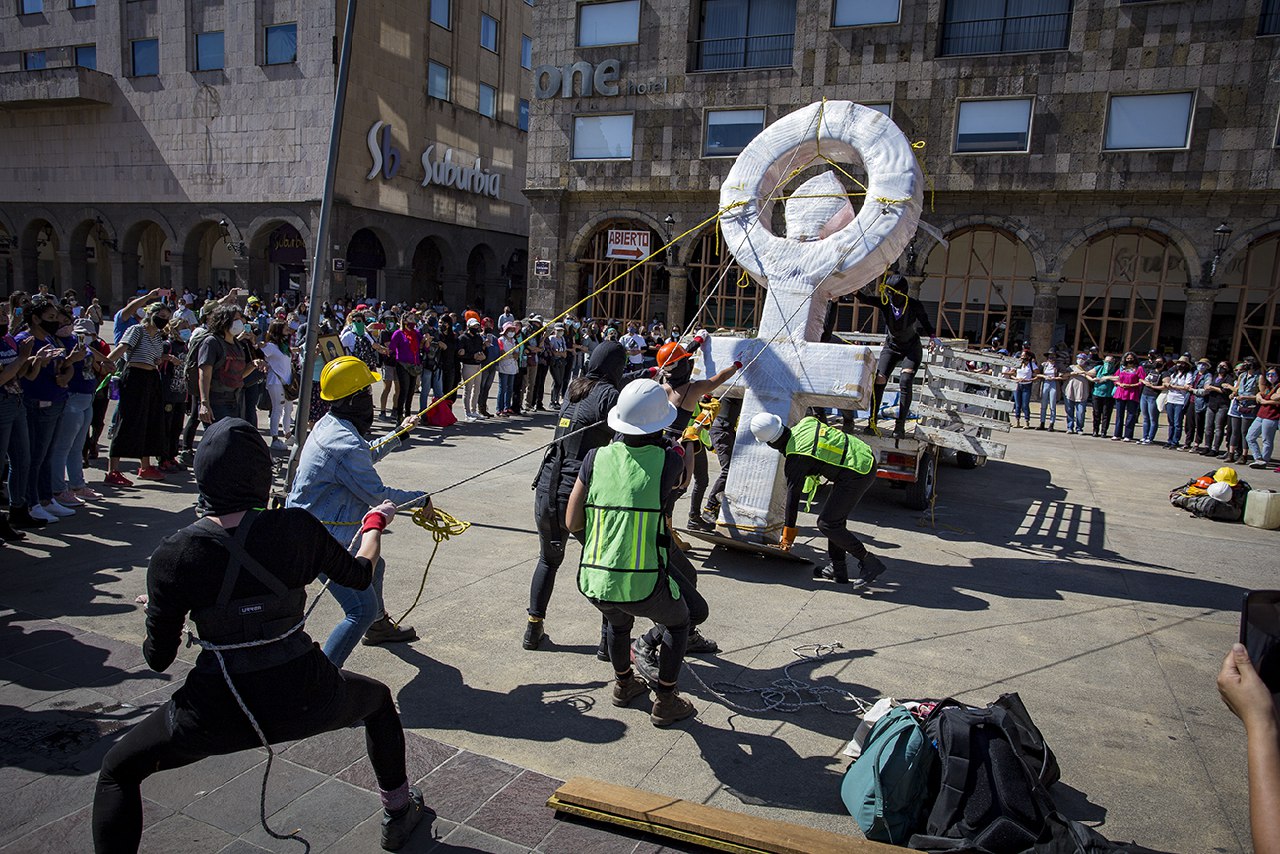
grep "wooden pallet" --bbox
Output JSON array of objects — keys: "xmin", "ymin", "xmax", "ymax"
[
  {"xmin": 677, "ymin": 528, "xmax": 813, "ymax": 564},
  {"xmin": 547, "ymin": 777, "xmax": 896, "ymax": 854}
]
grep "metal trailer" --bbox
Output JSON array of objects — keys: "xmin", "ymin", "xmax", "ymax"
[{"xmin": 836, "ymin": 334, "xmax": 1017, "ymax": 510}]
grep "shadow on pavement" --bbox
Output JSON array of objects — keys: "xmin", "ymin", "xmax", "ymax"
[{"xmin": 389, "ymin": 645, "xmax": 628, "ymax": 746}]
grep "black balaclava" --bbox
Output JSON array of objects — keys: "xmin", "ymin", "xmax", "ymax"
[
  {"xmin": 586, "ymin": 341, "xmax": 627, "ymax": 389},
  {"xmin": 331, "ymin": 387, "xmax": 375, "ymax": 437},
  {"xmin": 194, "ymin": 418, "xmax": 272, "ymax": 517},
  {"xmin": 667, "ymin": 356, "xmax": 694, "ymax": 388}
]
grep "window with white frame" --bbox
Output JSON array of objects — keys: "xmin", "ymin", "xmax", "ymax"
[
  {"xmin": 954, "ymin": 98, "xmax": 1033, "ymax": 153},
  {"xmin": 521, "ymin": 34, "xmax": 532, "ymax": 69},
  {"xmin": 479, "ymin": 83, "xmax": 497, "ymax": 118},
  {"xmin": 703, "ymin": 108, "xmax": 765, "ymax": 157},
  {"xmin": 481, "ymin": 14, "xmax": 499, "ymax": 52},
  {"xmin": 833, "ymin": 0, "xmax": 899, "ymax": 26},
  {"xmin": 573, "ymin": 113, "xmax": 634, "ymax": 159},
  {"xmin": 578, "ymin": 1, "xmax": 640, "ymax": 46},
  {"xmin": 430, "ymin": 0, "xmax": 450, "ymax": 29},
  {"xmin": 1103, "ymin": 92, "xmax": 1194, "ymax": 151},
  {"xmin": 428, "ymin": 61, "xmax": 450, "ymax": 101}
]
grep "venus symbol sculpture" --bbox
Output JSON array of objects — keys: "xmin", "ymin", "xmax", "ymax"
[{"xmin": 694, "ymin": 101, "xmax": 924, "ymax": 538}]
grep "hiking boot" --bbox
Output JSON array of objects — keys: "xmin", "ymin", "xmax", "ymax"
[
  {"xmin": 701, "ymin": 502, "xmax": 720, "ymax": 525},
  {"xmin": 362, "ymin": 618, "xmax": 417, "ymax": 646},
  {"xmin": 651, "ymin": 688, "xmax": 696, "ymax": 727},
  {"xmin": 814, "ymin": 562, "xmax": 849, "ymax": 584},
  {"xmin": 631, "ymin": 637, "xmax": 660, "ymax": 685},
  {"xmin": 685, "ymin": 515, "xmax": 715, "ymax": 533},
  {"xmin": 852, "ymin": 554, "xmax": 887, "ymax": 589},
  {"xmin": 381, "ymin": 786, "xmax": 426, "ymax": 851},
  {"xmin": 685, "ymin": 628, "xmax": 719, "ymax": 655},
  {"xmin": 611, "ymin": 673, "xmax": 649, "ymax": 707},
  {"xmin": 522, "ymin": 618, "xmax": 545, "ymax": 650}
]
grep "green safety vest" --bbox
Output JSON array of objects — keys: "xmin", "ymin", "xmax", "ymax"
[
  {"xmin": 784, "ymin": 416, "xmax": 875, "ymax": 475},
  {"xmin": 578, "ymin": 443, "xmax": 677, "ymax": 604}
]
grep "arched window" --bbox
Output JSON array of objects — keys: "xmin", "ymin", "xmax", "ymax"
[
  {"xmin": 578, "ymin": 221, "xmax": 666, "ymax": 323},
  {"xmin": 1058, "ymin": 229, "xmax": 1189, "ymax": 355},
  {"xmin": 1213, "ymin": 232, "xmax": 1280, "ymax": 364},
  {"xmin": 921, "ymin": 226, "xmax": 1034, "ymax": 349},
  {"xmin": 685, "ymin": 226, "xmax": 759, "ymax": 331}
]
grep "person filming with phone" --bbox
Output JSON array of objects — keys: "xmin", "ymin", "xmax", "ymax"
[{"xmin": 1218, "ymin": 591, "xmax": 1280, "ymax": 854}]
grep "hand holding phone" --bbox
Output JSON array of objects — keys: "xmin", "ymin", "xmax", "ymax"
[{"xmin": 1235, "ymin": 590, "xmax": 1280, "ymax": 709}]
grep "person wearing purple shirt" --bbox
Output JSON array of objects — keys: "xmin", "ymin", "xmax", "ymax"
[
  {"xmin": 1110, "ymin": 351, "xmax": 1145, "ymax": 442},
  {"xmin": 388, "ymin": 315, "xmax": 422, "ymax": 424}
]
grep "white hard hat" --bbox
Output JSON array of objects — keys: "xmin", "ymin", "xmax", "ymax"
[
  {"xmin": 750, "ymin": 412, "xmax": 784, "ymax": 443},
  {"xmin": 607, "ymin": 379, "xmax": 678, "ymax": 436},
  {"xmin": 1206, "ymin": 481, "xmax": 1233, "ymax": 503}
]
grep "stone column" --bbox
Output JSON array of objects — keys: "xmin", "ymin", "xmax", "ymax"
[
  {"xmin": 1028, "ymin": 280, "xmax": 1058, "ymax": 356},
  {"xmin": 68, "ymin": 247, "xmax": 89, "ymax": 296},
  {"xmin": 164, "ymin": 251, "xmax": 183, "ymax": 292},
  {"xmin": 50, "ymin": 250, "xmax": 70, "ymax": 292},
  {"xmin": 1181, "ymin": 287, "xmax": 1216, "ymax": 359},
  {"xmin": 115, "ymin": 252, "xmax": 140, "ymax": 306},
  {"xmin": 441, "ymin": 272, "xmax": 468, "ymax": 310},
  {"xmin": 666, "ymin": 265, "xmax": 689, "ymax": 328},
  {"xmin": 904, "ymin": 274, "xmax": 924, "ymax": 301}
]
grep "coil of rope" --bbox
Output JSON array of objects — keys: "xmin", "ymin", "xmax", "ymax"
[{"xmin": 681, "ymin": 643, "xmax": 875, "ymax": 716}]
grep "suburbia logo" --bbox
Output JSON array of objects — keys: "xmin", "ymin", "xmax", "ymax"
[{"xmin": 365, "ymin": 121, "xmax": 502, "ymax": 199}]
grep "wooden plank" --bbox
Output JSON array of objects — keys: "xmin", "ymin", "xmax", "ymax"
[
  {"xmin": 932, "ymin": 347, "xmax": 1020, "ymax": 370},
  {"xmin": 914, "ymin": 402, "xmax": 1012, "ymax": 433},
  {"xmin": 549, "ymin": 777, "xmax": 896, "ymax": 854},
  {"xmin": 926, "ymin": 364, "xmax": 1018, "ymax": 392},
  {"xmin": 914, "ymin": 424, "xmax": 1008, "ymax": 459},
  {"xmin": 914, "ymin": 382, "xmax": 1015, "ymax": 413},
  {"xmin": 678, "ymin": 528, "xmax": 813, "ymax": 564}
]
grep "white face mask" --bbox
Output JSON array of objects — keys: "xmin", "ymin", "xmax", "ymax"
[{"xmin": 229, "ymin": 319, "xmax": 245, "ymax": 336}]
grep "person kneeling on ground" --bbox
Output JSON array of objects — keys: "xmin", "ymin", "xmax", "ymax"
[
  {"xmin": 566, "ymin": 379, "xmax": 710, "ymax": 727},
  {"xmin": 288, "ymin": 356, "xmax": 429, "ymax": 664},
  {"xmin": 92, "ymin": 419, "xmax": 426, "ymax": 853},
  {"xmin": 749, "ymin": 412, "xmax": 886, "ymax": 588}
]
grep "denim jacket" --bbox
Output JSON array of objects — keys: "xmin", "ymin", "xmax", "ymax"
[{"xmin": 286, "ymin": 413, "xmax": 427, "ymax": 551}]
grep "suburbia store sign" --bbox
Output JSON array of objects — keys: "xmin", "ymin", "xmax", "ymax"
[{"xmin": 365, "ymin": 121, "xmax": 502, "ymax": 199}]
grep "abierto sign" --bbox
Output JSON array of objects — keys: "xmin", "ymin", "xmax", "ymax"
[{"xmin": 606, "ymin": 229, "xmax": 650, "ymax": 261}]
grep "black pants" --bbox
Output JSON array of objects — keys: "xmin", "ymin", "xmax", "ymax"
[
  {"xmin": 93, "ymin": 670, "xmax": 405, "ymax": 854},
  {"xmin": 597, "ymin": 549, "xmax": 708, "ymax": 685},
  {"xmin": 872, "ymin": 336, "xmax": 924, "ymax": 427},
  {"xmin": 109, "ymin": 368, "xmax": 167, "ymax": 460},
  {"xmin": 529, "ymin": 487, "xmax": 580, "ymax": 619},
  {"xmin": 527, "ymin": 363, "xmax": 548, "ymax": 409},
  {"xmin": 161, "ymin": 401, "xmax": 184, "ymax": 461},
  {"xmin": 1091, "ymin": 397, "xmax": 1114, "ymax": 436},
  {"xmin": 685, "ymin": 443, "xmax": 711, "ymax": 522},
  {"xmin": 512, "ymin": 369, "xmax": 527, "ymax": 414},
  {"xmin": 241, "ymin": 383, "xmax": 263, "ymax": 430},
  {"xmin": 394, "ymin": 364, "xmax": 419, "ymax": 423},
  {"xmin": 705, "ymin": 427, "xmax": 735, "ymax": 511},
  {"xmin": 1207, "ymin": 407, "xmax": 1230, "ymax": 451},
  {"xmin": 1186, "ymin": 406, "xmax": 1206, "ymax": 447},
  {"xmin": 87, "ymin": 388, "xmax": 109, "ymax": 458},
  {"xmin": 549, "ymin": 359, "xmax": 568, "ymax": 404}
]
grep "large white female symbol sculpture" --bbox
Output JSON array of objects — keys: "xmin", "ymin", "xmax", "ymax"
[{"xmin": 696, "ymin": 101, "xmax": 923, "ymax": 537}]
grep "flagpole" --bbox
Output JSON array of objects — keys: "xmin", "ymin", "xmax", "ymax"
[{"xmin": 285, "ymin": 0, "xmax": 358, "ymax": 493}]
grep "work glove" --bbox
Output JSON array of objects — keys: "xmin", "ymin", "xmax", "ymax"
[
  {"xmin": 778, "ymin": 526, "xmax": 798, "ymax": 551},
  {"xmin": 360, "ymin": 500, "xmax": 398, "ymax": 534}
]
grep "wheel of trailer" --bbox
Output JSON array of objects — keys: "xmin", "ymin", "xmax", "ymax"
[
  {"xmin": 955, "ymin": 451, "xmax": 979, "ymax": 470},
  {"xmin": 904, "ymin": 448, "xmax": 936, "ymax": 510}
]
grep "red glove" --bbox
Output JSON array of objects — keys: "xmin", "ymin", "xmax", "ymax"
[
  {"xmin": 645, "ymin": 367, "xmax": 659, "ymax": 377},
  {"xmin": 671, "ymin": 443, "xmax": 686, "ymax": 458},
  {"xmin": 733, "ymin": 360, "xmax": 743, "ymax": 369},
  {"xmin": 360, "ymin": 510, "xmax": 389, "ymax": 535}
]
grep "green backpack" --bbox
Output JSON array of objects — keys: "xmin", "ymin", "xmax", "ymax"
[{"xmin": 840, "ymin": 705, "xmax": 935, "ymax": 844}]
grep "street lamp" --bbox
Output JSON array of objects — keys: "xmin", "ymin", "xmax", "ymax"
[
  {"xmin": 1204, "ymin": 221, "xmax": 1232, "ymax": 285},
  {"xmin": 662, "ymin": 213, "xmax": 676, "ymax": 265},
  {"xmin": 218, "ymin": 219, "xmax": 246, "ymax": 258}
]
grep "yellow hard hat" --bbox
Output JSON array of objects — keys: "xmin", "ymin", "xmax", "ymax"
[
  {"xmin": 1213, "ymin": 466, "xmax": 1239, "ymax": 487},
  {"xmin": 319, "ymin": 355, "xmax": 381, "ymax": 401}
]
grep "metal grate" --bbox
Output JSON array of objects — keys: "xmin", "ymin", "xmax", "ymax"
[
  {"xmin": 940, "ymin": 8, "xmax": 1070, "ymax": 56},
  {"xmin": 1262, "ymin": 0, "xmax": 1280, "ymax": 35},
  {"xmin": 691, "ymin": 33, "xmax": 794, "ymax": 71}
]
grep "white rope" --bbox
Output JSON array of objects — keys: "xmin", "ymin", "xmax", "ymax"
[{"xmin": 682, "ymin": 642, "xmax": 876, "ymax": 716}]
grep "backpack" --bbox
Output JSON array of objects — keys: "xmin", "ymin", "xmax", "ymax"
[
  {"xmin": 910, "ymin": 695, "xmax": 1059, "ymax": 853},
  {"xmin": 841, "ymin": 705, "xmax": 936, "ymax": 844}
]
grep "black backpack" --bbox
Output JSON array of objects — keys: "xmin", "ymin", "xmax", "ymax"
[{"xmin": 910, "ymin": 694, "xmax": 1060, "ymax": 853}]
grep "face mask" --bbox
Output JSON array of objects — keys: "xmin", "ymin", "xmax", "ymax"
[
  {"xmin": 1197, "ymin": 364, "xmax": 1208, "ymax": 373},
  {"xmin": 334, "ymin": 391, "xmax": 375, "ymax": 436},
  {"xmin": 229, "ymin": 319, "xmax": 245, "ymax": 336},
  {"xmin": 154, "ymin": 315, "xmax": 170, "ymax": 328},
  {"xmin": 39, "ymin": 318, "xmax": 62, "ymax": 335},
  {"xmin": 179, "ymin": 329, "xmax": 192, "ymax": 342},
  {"xmin": 13, "ymin": 307, "xmax": 22, "ymax": 318},
  {"xmin": 353, "ymin": 321, "xmax": 366, "ymax": 334}
]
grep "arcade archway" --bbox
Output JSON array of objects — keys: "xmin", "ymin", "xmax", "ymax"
[{"xmin": 577, "ymin": 220, "xmax": 666, "ymax": 323}]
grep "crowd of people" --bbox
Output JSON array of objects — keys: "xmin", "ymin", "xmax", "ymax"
[{"xmin": 1001, "ymin": 345, "xmax": 1280, "ymax": 472}]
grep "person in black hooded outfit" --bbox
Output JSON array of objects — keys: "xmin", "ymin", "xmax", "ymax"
[
  {"xmin": 523, "ymin": 341, "xmax": 628, "ymax": 650},
  {"xmin": 92, "ymin": 419, "xmax": 427, "ymax": 853},
  {"xmin": 852, "ymin": 271, "xmax": 941, "ymax": 437}
]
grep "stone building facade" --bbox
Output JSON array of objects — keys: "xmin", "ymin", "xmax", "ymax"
[
  {"xmin": 0, "ymin": 0, "xmax": 533, "ymax": 313},
  {"xmin": 525, "ymin": 0, "xmax": 1280, "ymax": 363}
]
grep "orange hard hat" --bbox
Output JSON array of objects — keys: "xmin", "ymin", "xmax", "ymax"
[
  {"xmin": 656, "ymin": 341, "xmax": 690, "ymax": 368},
  {"xmin": 1194, "ymin": 476, "xmax": 1214, "ymax": 490}
]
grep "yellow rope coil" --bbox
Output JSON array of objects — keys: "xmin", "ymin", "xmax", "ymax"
[{"xmin": 412, "ymin": 507, "xmax": 470, "ymax": 542}]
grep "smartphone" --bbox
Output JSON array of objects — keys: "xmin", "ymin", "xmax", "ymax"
[
  {"xmin": 160, "ymin": 288, "xmax": 172, "ymax": 300},
  {"xmin": 1240, "ymin": 590, "xmax": 1280, "ymax": 701}
]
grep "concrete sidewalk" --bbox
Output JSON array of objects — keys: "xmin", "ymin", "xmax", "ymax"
[{"xmin": 1, "ymin": 407, "xmax": 1276, "ymax": 853}]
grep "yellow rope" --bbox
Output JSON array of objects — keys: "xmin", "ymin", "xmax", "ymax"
[{"xmin": 390, "ymin": 507, "xmax": 470, "ymax": 627}]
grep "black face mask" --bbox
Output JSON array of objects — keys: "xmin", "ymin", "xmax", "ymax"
[
  {"xmin": 667, "ymin": 358, "xmax": 694, "ymax": 388},
  {"xmin": 332, "ymin": 389, "xmax": 375, "ymax": 437},
  {"xmin": 39, "ymin": 318, "xmax": 61, "ymax": 335}
]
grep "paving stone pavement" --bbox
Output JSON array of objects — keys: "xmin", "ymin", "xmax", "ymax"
[{"xmin": 0, "ymin": 613, "xmax": 703, "ymax": 853}]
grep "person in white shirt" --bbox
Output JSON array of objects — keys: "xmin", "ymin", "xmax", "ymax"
[
  {"xmin": 498, "ymin": 305, "xmax": 515, "ymax": 330},
  {"xmin": 1036, "ymin": 352, "xmax": 1063, "ymax": 431},
  {"xmin": 620, "ymin": 324, "xmax": 646, "ymax": 367},
  {"xmin": 1162, "ymin": 357, "xmax": 1195, "ymax": 450},
  {"xmin": 261, "ymin": 321, "xmax": 295, "ymax": 451}
]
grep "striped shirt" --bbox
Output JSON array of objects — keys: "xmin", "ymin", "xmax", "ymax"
[{"xmin": 121, "ymin": 323, "xmax": 165, "ymax": 366}]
